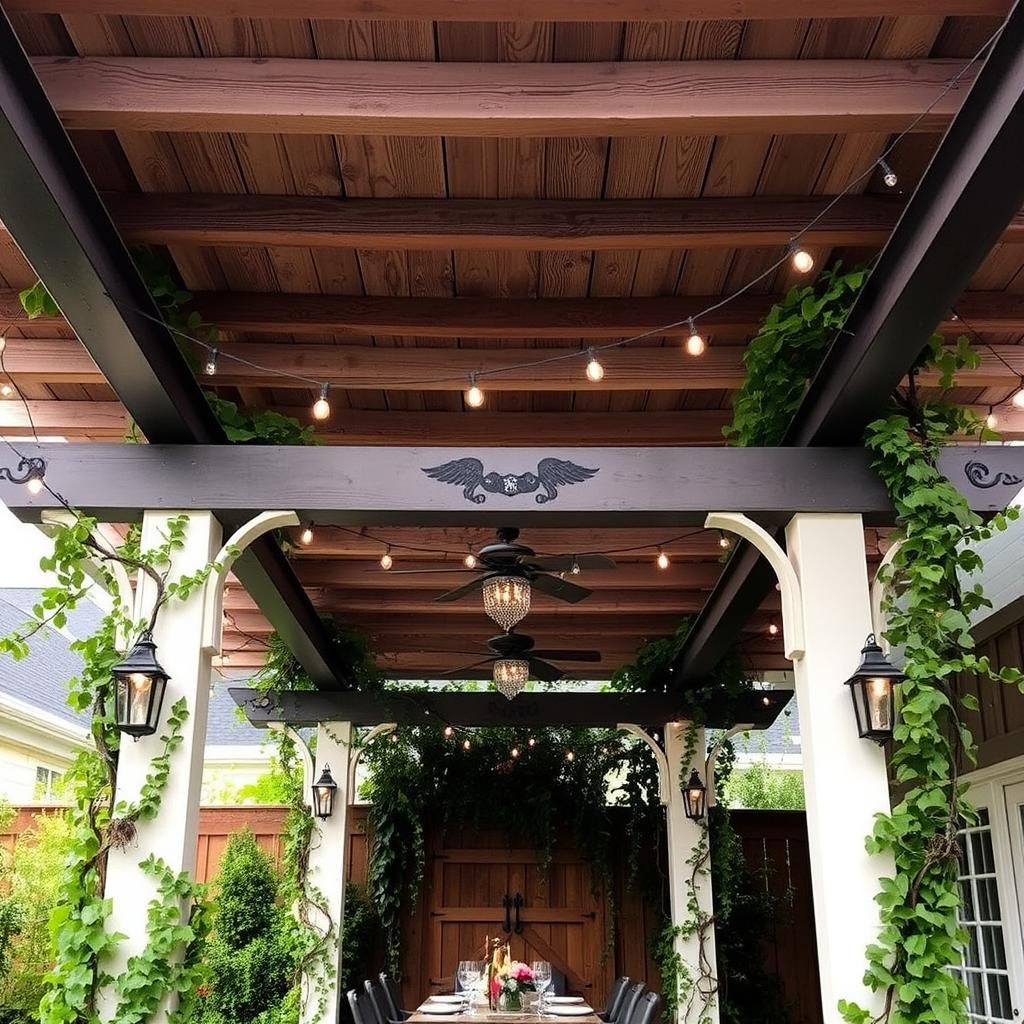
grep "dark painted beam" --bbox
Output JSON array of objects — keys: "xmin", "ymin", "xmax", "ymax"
[
  {"xmin": 229, "ymin": 686, "xmax": 791, "ymax": 731},
  {"xmin": 2, "ymin": 443, "xmax": 1022, "ymax": 526},
  {"xmin": 0, "ymin": 12, "xmax": 345, "ymax": 690},
  {"xmin": 674, "ymin": 0, "xmax": 1024, "ymax": 684}
]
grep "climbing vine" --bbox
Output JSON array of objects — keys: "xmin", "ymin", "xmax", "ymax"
[{"xmin": 0, "ymin": 513, "xmax": 228, "ymax": 1024}]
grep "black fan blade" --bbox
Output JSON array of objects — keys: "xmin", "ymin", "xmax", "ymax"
[
  {"xmin": 435, "ymin": 577, "xmax": 487, "ymax": 603},
  {"xmin": 439, "ymin": 658, "xmax": 495, "ymax": 678},
  {"xmin": 527, "ymin": 554, "xmax": 616, "ymax": 571},
  {"xmin": 531, "ymin": 649, "xmax": 602, "ymax": 662},
  {"xmin": 530, "ymin": 573, "xmax": 592, "ymax": 603},
  {"xmin": 527, "ymin": 657, "xmax": 564, "ymax": 682}
]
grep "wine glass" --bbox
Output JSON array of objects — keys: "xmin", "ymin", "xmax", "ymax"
[
  {"xmin": 458, "ymin": 960, "xmax": 481, "ymax": 1011},
  {"xmin": 531, "ymin": 961, "xmax": 551, "ymax": 1013}
]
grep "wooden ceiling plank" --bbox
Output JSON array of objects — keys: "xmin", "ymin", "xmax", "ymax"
[{"xmin": 32, "ymin": 57, "xmax": 973, "ymax": 136}]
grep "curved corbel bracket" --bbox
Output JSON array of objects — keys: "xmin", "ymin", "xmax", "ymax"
[
  {"xmin": 617, "ymin": 723, "xmax": 671, "ymax": 806},
  {"xmin": 269, "ymin": 722, "xmax": 315, "ymax": 807},
  {"xmin": 202, "ymin": 511, "xmax": 300, "ymax": 654},
  {"xmin": 40, "ymin": 512, "xmax": 134, "ymax": 651},
  {"xmin": 870, "ymin": 538, "xmax": 905, "ymax": 653},
  {"xmin": 348, "ymin": 723, "xmax": 397, "ymax": 794},
  {"xmin": 705, "ymin": 723, "xmax": 753, "ymax": 808},
  {"xmin": 705, "ymin": 512, "xmax": 806, "ymax": 662}
]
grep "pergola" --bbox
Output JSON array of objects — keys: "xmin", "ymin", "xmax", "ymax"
[{"xmin": 2, "ymin": 0, "xmax": 1024, "ymax": 1021}]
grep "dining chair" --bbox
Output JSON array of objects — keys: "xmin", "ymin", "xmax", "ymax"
[
  {"xmin": 347, "ymin": 988, "xmax": 376, "ymax": 1024},
  {"xmin": 364, "ymin": 980, "xmax": 392, "ymax": 1024},
  {"xmin": 627, "ymin": 991, "xmax": 661, "ymax": 1024},
  {"xmin": 617, "ymin": 981, "xmax": 646, "ymax": 1024},
  {"xmin": 379, "ymin": 973, "xmax": 411, "ymax": 1022},
  {"xmin": 597, "ymin": 976, "xmax": 630, "ymax": 1022}
]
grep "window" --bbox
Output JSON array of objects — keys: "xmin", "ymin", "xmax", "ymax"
[{"xmin": 34, "ymin": 765, "xmax": 63, "ymax": 801}]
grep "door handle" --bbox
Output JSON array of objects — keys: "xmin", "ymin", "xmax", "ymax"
[
  {"xmin": 502, "ymin": 893, "xmax": 512, "ymax": 934},
  {"xmin": 513, "ymin": 893, "xmax": 524, "ymax": 934}
]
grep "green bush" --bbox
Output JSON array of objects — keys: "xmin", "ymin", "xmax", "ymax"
[{"xmin": 200, "ymin": 831, "xmax": 295, "ymax": 1024}]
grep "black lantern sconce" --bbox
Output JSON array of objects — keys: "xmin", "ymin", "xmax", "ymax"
[
  {"xmin": 682, "ymin": 769, "xmax": 707, "ymax": 822},
  {"xmin": 312, "ymin": 763, "xmax": 338, "ymax": 819},
  {"xmin": 112, "ymin": 630, "xmax": 169, "ymax": 739},
  {"xmin": 845, "ymin": 634, "xmax": 905, "ymax": 745}
]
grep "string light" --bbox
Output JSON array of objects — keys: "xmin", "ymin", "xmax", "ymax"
[
  {"xmin": 1012, "ymin": 378, "xmax": 1024, "ymax": 409},
  {"xmin": 204, "ymin": 347, "xmax": 219, "ymax": 376},
  {"xmin": 718, "ymin": 532, "xmax": 732, "ymax": 550},
  {"xmin": 511, "ymin": 746, "xmax": 520, "ymax": 759},
  {"xmin": 986, "ymin": 407, "xmax": 998, "ymax": 430},
  {"xmin": 0, "ymin": 331, "xmax": 5, "ymax": 353},
  {"xmin": 26, "ymin": 475, "xmax": 44, "ymax": 495},
  {"xmin": 656, "ymin": 549, "xmax": 670, "ymax": 570},
  {"xmin": 465, "ymin": 373, "xmax": 485, "ymax": 409},
  {"xmin": 444, "ymin": 726, "xmax": 454, "ymax": 739},
  {"xmin": 879, "ymin": 159, "xmax": 898, "ymax": 188},
  {"xmin": 464, "ymin": 550, "xmax": 478, "ymax": 569},
  {"xmin": 788, "ymin": 241, "xmax": 814, "ymax": 274},
  {"xmin": 565, "ymin": 750, "xmax": 575, "ymax": 763},
  {"xmin": 570, "ymin": 559, "xmax": 581, "ymax": 576},
  {"xmin": 390, "ymin": 731, "xmax": 399, "ymax": 743},
  {"xmin": 380, "ymin": 547, "xmax": 394, "ymax": 571},
  {"xmin": 585, "ymin": 348, "xmax": 605, "ymax": 382},
  {"xmin": 312, "ymin": 383, "xmax": 331, "ymax": 421},
  {"xmin": 684, "ymin": 318, "xmax": 705, "ymax": 357},
  {"xmin": 463, "ymin": 738, "xmax": 472, "ymax": 751},
  {"xmin": 300, "ymin": 525, "xmax": 314, "ymax": 546},
  {"xmin": 527, "ymin": 736, "xmax": 536, "ymax": 748},
  {"xmin": 768, "ymin": 619, "xmax": 780, "ymax": 637},
  {"xmin": 0, "ymin": 384, "xmax": 11, "ymax": 398}
]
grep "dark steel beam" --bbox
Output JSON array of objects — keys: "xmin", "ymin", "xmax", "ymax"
[
  {"xmin": 674, "ymin": 0, "xmax": 1024, "ymax": 683},
  {"xmin": 0, "ymin": 11, "xmax": 345, "ymax": 690},
  {"xmin": 229, "ymin": 686, "xmax": 792, "ymax": 731},
  {"xmin": 3, "ymin": 443, "xmax": 1022, "ymax": 526}
]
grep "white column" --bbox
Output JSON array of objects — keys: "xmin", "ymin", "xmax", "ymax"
[
  {"xmin": 664, "ymin": 722, "xmax": 718, "ymax": 1024},
  {"xmin": 101, "ymin": 511, "xmax": 221, "ymax": 1014},
  {"xmin": 785, "ymin": 514, "xmax": 894, "ymax": 1022},
  {"xmin": 303, "ymin": 721, "xmax": 353, "ymax": 1024}
]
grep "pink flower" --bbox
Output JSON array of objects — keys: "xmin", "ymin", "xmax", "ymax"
[{"xmin": 512, "ymin": 965, "xmax": 534, "ymax": 982}]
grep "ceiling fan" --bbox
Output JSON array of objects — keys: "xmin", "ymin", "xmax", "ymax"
[
  {"xmin": 446, "ymin": 630, "xmax": 602, "ymax": 698},
  {"xmin": 385, "ymin": 527, "xmax": 616, "ymax": 629}
]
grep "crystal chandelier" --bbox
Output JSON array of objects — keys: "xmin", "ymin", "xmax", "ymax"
[
  {"xmin": 493, "ymin": 658, "xmax": 529, "ymax": 700},
  {"xmin": 481, "ymin": 575, "xmax": 531, "ymax": 630}
]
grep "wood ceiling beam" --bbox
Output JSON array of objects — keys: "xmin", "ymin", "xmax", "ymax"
[
  {"xmin": 32, "ymin": 57, "xmax": 969, "ymax": 137},
  {"xmin": 3, "ymin": 0, "xmax": 1010, "ymax": 20},
  {"xmin": 94, "ymin": 193, "xmax": 1024, "ymax": 251},
  {"xmin": 1, "ymin": 290, "xmax": 1016, "ymax": 338}
]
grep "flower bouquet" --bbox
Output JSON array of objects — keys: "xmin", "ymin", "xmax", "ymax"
[{"xmin": 485, "ymin": 939, "xmax": 536, "ymax": 1012}]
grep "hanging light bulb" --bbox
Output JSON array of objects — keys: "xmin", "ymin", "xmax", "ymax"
[
  {"xmin": 718, "ymin": 532, "xmax": 732, "ymax": 550},
  {"xmin": 585, "ymin": 348, "xmax": 605, "ymax": 383},
  {"xmin": 300, "ymin": 525, "xmax": 314, "ymax": 546},
  {"xmin": 465, "ymin": 373, "xmax": 485, "ymax": 409},
  {"xmin": 380, "ymin": 547, "xmax": 394, "ymax": 571},
  {"xmin": 0, "ymin": 331, "xmax": 6, "ymax": 353},
  {"xmin": 204, "ymin": 347, "xmax": 219, "ymax": 376},
  {"xmin": 768, "ymin": 619, "xmax": 780, "ymax": 637},
  {"xmin": 26, "ymin": 475, "xmax": 45, "ymax": 495},
  {"xmin": 463, "ymin": 738, "xmax": 472, "ymax": 751},
  {"xmin": 565, "ymin": 750, "xmax": 575, "ymax": 763},
  {"xmin": 464, "ymin": 550, "xmax": 478, "ymax": 569},
  {"xmin": 986, "ymin": 407, "xmax": 999, "ymax": 430},
  {"xmin": 511, "ymin": 746, "xmax": 520, "ymax": 759},
  {"xmin": 570, "ymin": 559, "xmax": 581, "ymax": 576},
  {"xmin": 444, "ymin": 725, "xmax": 454, "ymax": 739},
  {"xmin": 527, "ymin": 736, "xmax": 536, "ymax": 748},
  {"xmin": 312, "ymin": 383, "xmax": 331, "ymax": 421},
  {"xmin": 879, "ymin": 159, "xmax": 898, "ymax": 188},
  {"xmin": 684, "ymin": 318, "xmax": 705, "ymax": 357},
  {"xmin": 656, "ymin": 549, "xmax": 670, "ymax": 570},
  {"xmin": 1012, "ymin": 379, "xmax": 1024, "ymax": 409},
  {"xmin": 789, "ymin": 241, "xmax": 814, "ymax": 274},
  {"xmin": 0, "ymin": 384, "xmax": 12, "ymax": 398},
  {"xmin": 390, "ymin": 731, "xmax": 399, "ymax": 744}
]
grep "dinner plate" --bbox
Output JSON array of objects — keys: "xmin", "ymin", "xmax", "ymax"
[
  {"xmin": 419, "ymin": 1004, "xmax": 462, "ymax": 1015},
  {"xmin": 430, "ymin": 996, "xmax": 466, "ymax": 1004},
  {"xmin": 547, "ymin": 998, "xmax": 585, "ymax": 1005},
  {"xmin": 545, "ymin": 1006, "xmax": 593, "ymax": 1016}
]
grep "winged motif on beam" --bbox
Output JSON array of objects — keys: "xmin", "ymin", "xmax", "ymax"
[{"xmin": 421, "ymin": 457, "xmax": 599, "ymax": 504}]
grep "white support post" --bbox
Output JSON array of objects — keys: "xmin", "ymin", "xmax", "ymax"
[
  {"xmin": 785, "ymin": 514, "xmax": 894, "ymax": 1022},
  {"xmin": 304, "ymin": 721, "xmax": 353, "ymax": 1024},
  {"xmin": 100, "ymin": 511, "xmax": 222, "ymax": 1019},
  {"xmin": 664, "ymin": 722, "xmax": 718, "ymax": 1024}
]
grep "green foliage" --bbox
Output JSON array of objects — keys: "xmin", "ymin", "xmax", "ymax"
[
  {"xmin": 17, "ymin": 283, "xmax": 60, "ymax": 320},
  {"xmin": 199, "ymin": 833, "xmax": 293, "ymax": 1024},
  {"xmin": 724, "ymin": 264, "xmax": 867, "ymax": 447},
  {"xmin": 252, "ymin": 627, "xmax": 384, "ymax": 698},
  {"xmin": 338, "ymin": 885, "xmax": 375, "ymax": 994},
  {"xmin": 0, "ymin": 803, "xmax": 25, "ymax": 994},
  {"xmin": 837, "ymin": 338, "xmax": 1023, "ymax": 1024},
  {"xmin": 202, "ymin": 396, "xmax": 315, "ymax": 447},
  {"xmin": 724, "ymin": 765, "xmax": 805, "ymax": 811}
]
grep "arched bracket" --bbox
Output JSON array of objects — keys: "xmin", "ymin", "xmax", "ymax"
[
  {"xmin": 40, "ymin": 511, "xmax": 135, "ymax": 652},
  {"xmin": 618, "ymin": 723, "xmax": 671, "ymax": 806},
  {"xmin": 870, "ymin": 538, "xmax": 905, "ymax": 653},
  {"xmin": 705, "ymin": 512, "xmax": 806, "ymax": 661},
  {"xmin": 202, "ymin": 511, "xmax": 300, "ymax": 654},
  {"xmin": 269, "ymin": 722, "xmax": 315, "ymax": 808},
  {"xmin": 348, "ymin": 723, "xmax": 396, "ymax": 796},
  {"xmin": 705, "ymin": 724, "xmax": 752, "ymax": 808}
]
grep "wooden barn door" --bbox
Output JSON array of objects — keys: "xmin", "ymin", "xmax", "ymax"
[{"xmin": 416, "ymin": 827, "xmax": 612, "ymax": 1003}]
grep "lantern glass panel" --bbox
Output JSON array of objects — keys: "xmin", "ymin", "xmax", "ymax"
[
  {"xmin": 682, "ymin": 770, "xmax": 707, "ymax": 821},
  {"xmin": 312, "ymin": 764, "xmax": 338, "ymax": 819},
  {"xmin": 114, "ymin": 670, "xmax": 167, "ymax": 737}
]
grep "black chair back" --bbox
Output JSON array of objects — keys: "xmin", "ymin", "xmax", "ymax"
[
  {"xmin": 348, "ymin": 989, "xmax": 376, "ymax": 1024},
  {"xmin": 628, "ymin": 991, "xmax": 661, "ymax": 1024},
  {"xmin": 602, "ymin": 977, "xmax": 630, "ymax": 1023},
  {"xmin": 364, "ymin": 981, "xmax": 390, "ymax": 1024},
  {"xmin": 617, "ymin": 982, "xmax": 646, "ymax": 1024},
  {"xmin": 379, "ymin": 974, "xmax": 409, "ymax": 1021}
]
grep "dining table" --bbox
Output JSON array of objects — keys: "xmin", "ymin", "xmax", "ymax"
[{"xmin": 407, "ymin": 1001, "xmax": 601, "ymax": 1024}]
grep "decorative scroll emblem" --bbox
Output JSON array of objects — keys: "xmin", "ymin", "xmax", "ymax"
[
  {"xmin": 422, "ymin": 457, "xmax": 599, "ymax": 504},
  {"xmin": 964, "ymin": 460, "xmax": 1024, "ymax": 490}
]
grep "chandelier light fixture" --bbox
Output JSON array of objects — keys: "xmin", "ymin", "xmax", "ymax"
[
  {"xmin": 482, "ymin": 575, "xmax": 531, "ymax": 630},
  {"xmin": 493, "ymin": 658, "xmax": 530, "ymax": 700}
]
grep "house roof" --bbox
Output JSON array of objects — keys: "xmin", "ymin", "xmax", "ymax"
[{"xmin": 0, "ymin": 589, "xmax": 266, "ymax": 747}]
